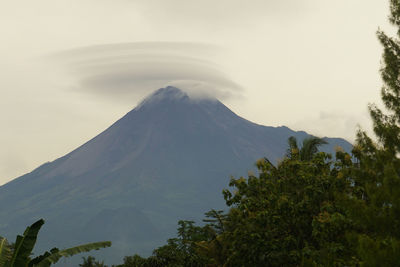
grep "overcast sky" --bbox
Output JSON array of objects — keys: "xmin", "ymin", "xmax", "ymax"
[{"xmin": 0, "ymin": 0, "xmax": 393, "ymax": 185}]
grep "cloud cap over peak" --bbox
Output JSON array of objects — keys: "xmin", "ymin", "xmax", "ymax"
[{"xmin": 51, "ymin": 42, "xmax": 243, "ymax": 104}]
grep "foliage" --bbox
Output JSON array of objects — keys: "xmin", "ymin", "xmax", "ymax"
[
  {"xmin": 79, "ymin": 256, "xmax": 107, "ymax": 267},
  {"xmin": 0, "ymin": 219, "xmax": 111, "ymax": 267},
  {"xmin": 215, "ymin": 146, "xmax": 354, "ymax": 266},
  {"xmin": 341, "ymin": 0, "xmax": 400, "ymax": 265},
  {"xmin": 145, "ymin": 220, "xmax": 212, "ymax": 266},
  {"xmin": 0, "ymin": 237, "xmax": 13, "ymax": 266},
  {"xmin": 10, "ymin": 219, "xmax": 45, "ymax": 267},
  {"xmin": 117, "ymin": 254, "xmax": 148, "ymax": 267},
  {"xmin": 110, "ymin": 213, "xmax": 229, "ymax": 267},
  {"xmin": 287, "ymin": 136, "xmax": 328, "ymax": 161},
  {"xmin": 32, "ymin": 241, "xmax": 112, "ymax": 267}
]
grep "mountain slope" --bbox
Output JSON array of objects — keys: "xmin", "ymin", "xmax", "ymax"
[{"xmin": 0, "ymin": 86, "xmax": 352, "ymax": 264}]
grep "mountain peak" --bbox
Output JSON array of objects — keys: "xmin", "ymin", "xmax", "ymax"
[
  {"xmin": 136, "ymin": 86, "xmax": 189, "ymax": 109},
  {"xmin": 153, "ymin": 86, "xmax": 187, "ymax": 99}
]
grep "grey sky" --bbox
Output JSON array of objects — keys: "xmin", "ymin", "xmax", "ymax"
[{"xmin": 0, "ymin": 0, "xmax": 392, "ymax": 184}]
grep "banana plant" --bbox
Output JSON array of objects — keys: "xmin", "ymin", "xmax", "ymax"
[
  {"xmin": 0, "ymin": 219, "xmax": 111, "ymax": 267},
  {"xmin": 0, "ymin": 236, "xmax": 12, "ymax": 266}
]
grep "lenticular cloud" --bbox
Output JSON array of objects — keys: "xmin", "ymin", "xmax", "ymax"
[{"xmin": 51, "ymin": 42, "xmax": 242, "ymax": 102}]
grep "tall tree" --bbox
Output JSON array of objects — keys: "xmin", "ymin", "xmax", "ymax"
[{"xmin": 349, "ymin": 0, "xmax": 400, "ymax": 265}]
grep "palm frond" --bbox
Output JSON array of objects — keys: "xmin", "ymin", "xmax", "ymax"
[
  {"xmin": 300, "ymin": 137, "xmax": 328, "ymax": 161},
  {"xmin": 286, "ymin": 136, "xmax": 299, "ymax": 159}
]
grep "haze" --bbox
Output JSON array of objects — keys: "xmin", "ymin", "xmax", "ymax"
[{"xmin": 0, "ymin": 0, "xmax": 392, "ymax": 184}]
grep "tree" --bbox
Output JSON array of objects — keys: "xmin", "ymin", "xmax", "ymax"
[
  {"xmin": 344, "ymin": 0, "xmax": 400, "ymax": 265},
  {"xmin": 79, "ymin": 256, "xmax": 107, "ymax": 267},
  {"xmin": 211, "ymin": 148, "xmax": 354, "ymax": 266},
  {"xmin": 117, "ymin": 254, "xmax": 148, "ymax": 267},
  {"xmin": 115, "ymin": 220, "xmax": 214, "ymax": 267},
  {"xmin": 148, "ymin": 220, "xmax": 211, "ymax": 267}
]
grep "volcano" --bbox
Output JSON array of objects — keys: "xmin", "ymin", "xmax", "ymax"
[{"xmin": 0, "ymin": 86, "xmax": 352, "ymax": 264}]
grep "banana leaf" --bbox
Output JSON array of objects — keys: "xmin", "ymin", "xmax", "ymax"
[
  {"xmin": 9, "ymin": 219, "xmax": 44, "ymax": 267},
  {"xmin": 33, "ymin": 241, "xmax": 111, "ymax": 267},
  {"xmin": 0, "ymin": 237, "xmax": 12, "ymax": 266}
]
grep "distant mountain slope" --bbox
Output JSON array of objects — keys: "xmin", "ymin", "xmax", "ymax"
[{"xmin": 0, "ymin": 86, "xmax": 352, "ymax": 264}]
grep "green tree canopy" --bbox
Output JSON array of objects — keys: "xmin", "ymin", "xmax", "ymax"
[{"xmin": 343, "ymin": 0, "xmax": 400, "ymax": 265}]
